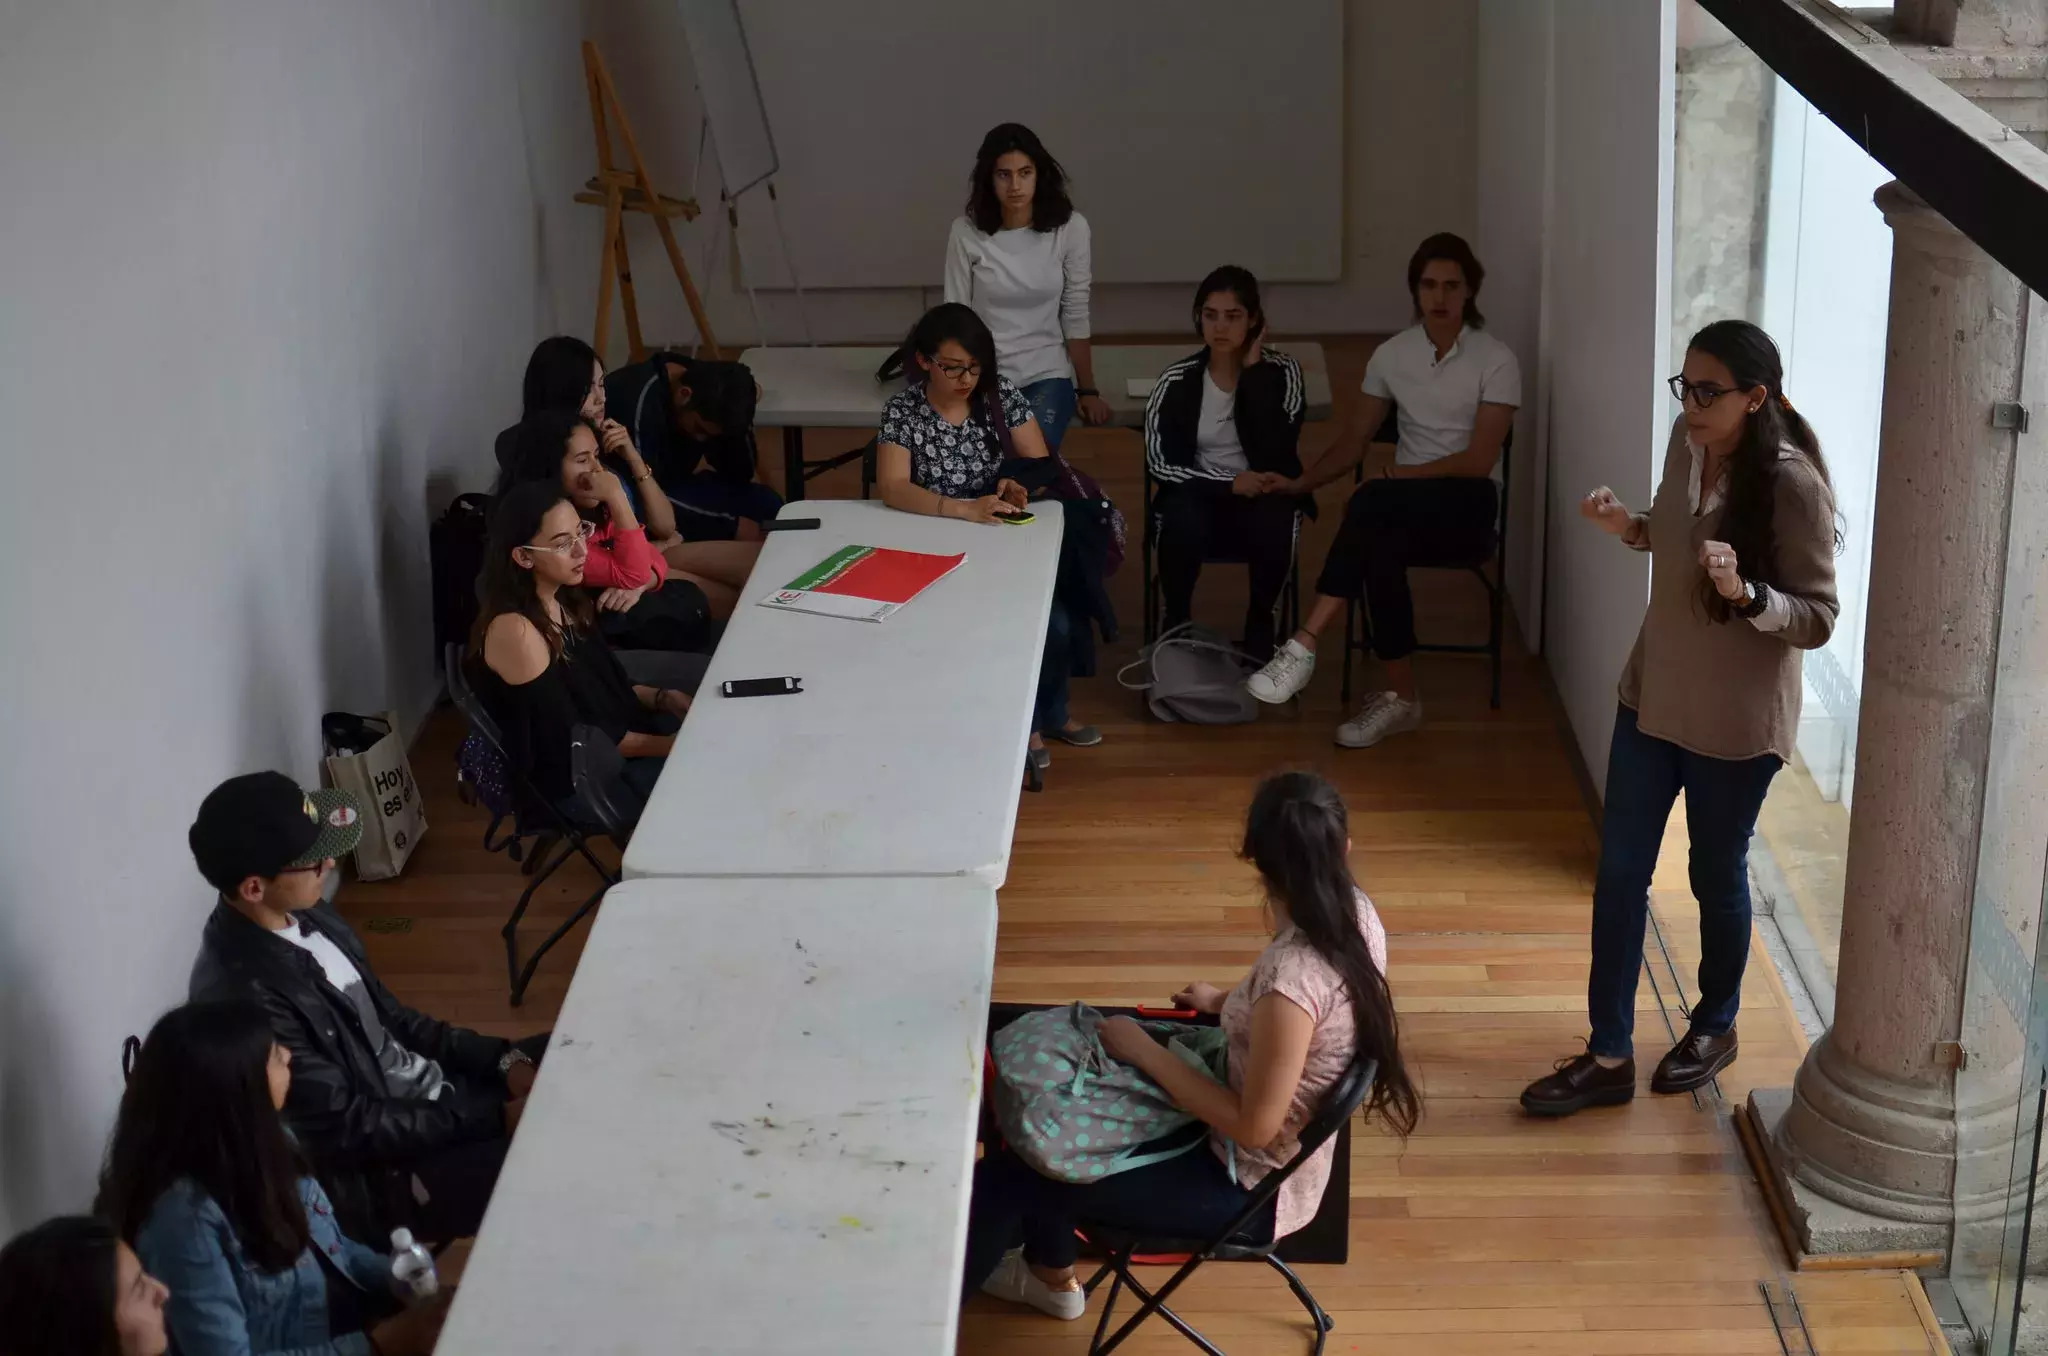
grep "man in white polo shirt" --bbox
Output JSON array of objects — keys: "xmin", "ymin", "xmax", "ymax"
[{"xmin": 1245, "ymin": 233, "xmax": 1521, "ymax": 748}]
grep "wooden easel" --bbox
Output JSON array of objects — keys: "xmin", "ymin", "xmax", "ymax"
[{"xmin": 578, "ymin": 40, "xmax": 720, "ymax": 362}]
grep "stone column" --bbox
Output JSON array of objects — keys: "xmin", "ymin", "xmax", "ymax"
[{"xmin": 1748, "ymin": 182, "xmax": 2044, "ymax": 1256}]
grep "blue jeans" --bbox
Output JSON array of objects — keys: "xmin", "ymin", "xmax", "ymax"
[
  {"xmin": 1035, "ymin": 598, "xmax": 1073, "ymax": 735},
  {"xmin": 961, "ymin": 1142, "xmax": 1271, "ymax": 1299},
  {"xmin": 1021, "ymin": 377, "xmax": 1077, "ymax": 453},
  {"xmin": 1587, "ymin": 705, "xmax": 1782, "ymax": 1058}
]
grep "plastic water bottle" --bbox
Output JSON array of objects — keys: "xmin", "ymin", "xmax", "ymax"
[{"xmin": 388, "ymin": 1228, "xmax": 438, "ymax": 1302}]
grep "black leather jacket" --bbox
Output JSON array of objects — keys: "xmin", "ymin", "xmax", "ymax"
[{"xmin": 189, "ymin": 901, "xmax": 511, "ymax": 1237}]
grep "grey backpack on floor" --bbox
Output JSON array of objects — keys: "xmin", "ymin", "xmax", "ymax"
[{"xmin": 1118, "ymin": 623, "xmax": 1261, "ymax": 725}]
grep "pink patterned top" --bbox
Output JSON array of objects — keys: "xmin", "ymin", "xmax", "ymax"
[{"xmin": 1213, "ymin": 893, "xmax": 1389, "ymax": 1239}]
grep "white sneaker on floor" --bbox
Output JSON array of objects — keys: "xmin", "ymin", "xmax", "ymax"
[
  {"xmin": 981, "ymin": 1249, "xmax": 1087, "ymax": 1321},
  {"xmin": 1246, "ymin": 639, "xmax": 1316, "ymax": 704},
  {"xmin": 1336, "ymin": 693, "xmax": 1423, "ymax": 748}
]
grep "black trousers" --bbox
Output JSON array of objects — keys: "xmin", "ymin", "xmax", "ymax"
[
  {"xmin": 404, "ymin": 1032, "xmax": 549, "ymax": 1243},
  {"xmin": 1316, "ymin": 478, "xmax": 1496, "ymax": 661},
  {"xmin": 1153, "ymin": 480, "xmax": 1299, "ymax": 659}
]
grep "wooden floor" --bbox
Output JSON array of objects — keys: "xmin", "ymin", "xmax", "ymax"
[{"xmin": 344, "ymin": 339, "xmax": 1939, "ymax": 1354}]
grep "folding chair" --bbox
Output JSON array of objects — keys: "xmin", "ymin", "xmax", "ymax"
[
  {"xmin": 1140, "ymin": 458, "xmax": 1302, "ymax": 647},
  {"xmin": 443, "ymin": 643, "xmax": 623, "ymax": 1006},
  {"xmin": 1075, "ymin": 1056, "xmax": 1378, "ymax": 1356},
  {"xmin": 1339, "ymin": 405, "xmax": 1513, "ymax": 710}
]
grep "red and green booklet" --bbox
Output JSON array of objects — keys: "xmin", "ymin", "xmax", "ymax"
[{"xmin": 757, "ymin": 544, "xmax": 966, "ymax": 622}]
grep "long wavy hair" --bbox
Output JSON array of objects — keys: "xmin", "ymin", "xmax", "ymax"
[
  {"xmin": 1240, "ymin": 772, "xmax": 1421, "ymax": 1138},
  {"xmin": 1684, "ymin": 319, "xmax": 1837, "ymax": 623},
  {"xmin": 965, "ymin": 123, "xmax": 1074, "ymax": 234},
  {"xmin": 96, "ymin": 1002, "xmax": 311, "ymax": 1275},
  {"xmin": 471, "ymin": 480, "xmax": 595, "ymax": 661}
]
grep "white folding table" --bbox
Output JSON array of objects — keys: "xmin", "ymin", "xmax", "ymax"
[
  {"xmin": 621, "ymin": 498, "xmax": 1062, "ymax": 885},
  {"xmin": 741, "ymin": 341, "xmax": 1334, "ymax": 500},
  {"xmin": 435, "ymin": 877, "xmax": 997, "ymax": 1356}
]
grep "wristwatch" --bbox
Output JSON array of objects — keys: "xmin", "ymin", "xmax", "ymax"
[
  {"xmin": 1732, "ymin": 579, "xmax": 1772, "ymax": 620},
  {"xmin": 498, "ymin": 1048, "xmax": 535, "ymax": 1078}
]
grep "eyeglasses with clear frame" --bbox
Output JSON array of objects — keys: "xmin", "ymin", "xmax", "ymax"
[{"xmin": 520, "ymin": 520, "xmax": 596, "ymax": 557}]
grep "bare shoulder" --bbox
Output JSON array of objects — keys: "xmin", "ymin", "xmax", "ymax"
[{"xmin": 482, "ymin": 612, "xmax": 552, "ymax": 685}]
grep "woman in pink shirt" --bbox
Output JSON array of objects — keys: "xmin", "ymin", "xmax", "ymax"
[
  {"xmin": 497, "ymin": 410, "xmax": 713, "ymax": 655},
  {"xmin": 963, "ymin": 771, "xmax": 1420, "ymax": 1320}
]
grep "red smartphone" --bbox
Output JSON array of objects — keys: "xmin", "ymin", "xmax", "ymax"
[{"xmin": 1133, "ymin": 1004, "xmax": 1198, "ymax": 1019}]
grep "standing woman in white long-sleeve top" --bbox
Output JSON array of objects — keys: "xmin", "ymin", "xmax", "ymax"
[{"xmin": 944, "ymin": 123, "xmax": 1112, "ymax": 452}]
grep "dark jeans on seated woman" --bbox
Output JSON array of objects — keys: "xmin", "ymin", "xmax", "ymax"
[
  {"xmin": 1035, "ymin": 597, "xmax": 1077, "ymax": 735},
  {"xmin": 961, "ymin": 1141, "xmax": 1273, "ymax": 1299},
  {"xmin": 1317, "ymin": 477, "xmax": 1496, "ymax": 660},
  {"xmin": 1586, "ymin": 704, "xmax": 1782, "ymax": 1058}
]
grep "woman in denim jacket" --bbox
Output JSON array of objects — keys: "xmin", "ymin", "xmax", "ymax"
[{"xmin": 96, "ymin": 1001, "xmax": 446, "ymax": 1356}]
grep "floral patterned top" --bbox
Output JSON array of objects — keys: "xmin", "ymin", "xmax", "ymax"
[{"xmin": 878, "ymin": 376, "xmax": 1034, "ymax": 499}]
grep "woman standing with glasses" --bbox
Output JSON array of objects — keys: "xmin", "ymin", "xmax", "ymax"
[
  {"xmin": 1520, "ymin": 319, "xmax": 1839, "ymax": 1117},
  {"xmin": 944, "ymin": 123, "xmax": 1111, "ymax": 450}
]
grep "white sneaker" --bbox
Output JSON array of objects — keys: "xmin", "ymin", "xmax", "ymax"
[
  {"xmin": 1336, "ymin": 693, "xmax": 1423, "ymax": 748},
  {"xmin": 981, "ymin": 1249, "xmax": 1087, "ymax": 1320},
  {"xmin": 1246, "ymin": 639, "xmax": 1316, "ymax": 704}
]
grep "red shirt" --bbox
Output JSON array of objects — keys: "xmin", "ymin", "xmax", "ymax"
[{"xmin": 581, "ymin": 519, "xmax": 668, "ymax": 591}]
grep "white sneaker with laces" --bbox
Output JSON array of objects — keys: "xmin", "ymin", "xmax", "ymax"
[
  {"xmin": 981, "ymin": 1249, "xmax": 1086, "ymax": 1320},
  {"xmin": 1336, "ymin": 693, "xmax": 1423, "ymax": 748},
  {"xmin": 1246, "ymin": 639, "xmax": 1316, "ymax": 704}
]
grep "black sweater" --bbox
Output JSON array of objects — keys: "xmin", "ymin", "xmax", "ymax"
[{"xmin": 1143, "ymin": 347, "xmax": 1306, "ymax": 485}]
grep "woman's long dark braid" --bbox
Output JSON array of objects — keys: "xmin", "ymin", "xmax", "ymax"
[
  {"xmin": 1687, "ymin": 319, "xmax": 1835, "ymax": 623},
  {"xmin": 1242, "ymin": 772, "xmax": 1421, "ymax": 1138}
]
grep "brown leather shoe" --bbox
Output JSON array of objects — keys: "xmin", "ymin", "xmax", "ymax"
[
  {"xmin": 1650, "ymin": 1028, "xmax": 1738, "ymax": 1093},
  {"xmin": 1520, "ymin": 1053, "xmax": 1636, "ymax": 1117}
]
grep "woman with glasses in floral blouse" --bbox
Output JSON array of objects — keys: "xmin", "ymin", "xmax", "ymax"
[{"xmin": 873, "ymin": 302, "xmax": 1100, "ymax": 768}]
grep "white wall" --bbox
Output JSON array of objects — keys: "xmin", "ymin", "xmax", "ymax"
[
  {"xmin": 584, "ymin": 0, "xmax": 1480, "ymax": 355},
  {"xmin": 1476, "ymin": 0, "xmax": 1557, "ymax": 648},
  {"xmin": 0, "ymin": 1, "xmax": 597, "ymax": 1233},
  {"xmin": 1481, "ymin": 0, "xmax": 1677, "ymax": 788}
]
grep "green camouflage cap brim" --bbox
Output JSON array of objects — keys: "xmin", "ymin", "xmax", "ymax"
[{"xmin": 287, "ymin": 788, "xmax": 365, "ymax": 867}]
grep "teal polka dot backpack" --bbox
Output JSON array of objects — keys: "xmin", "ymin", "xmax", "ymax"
[{"xmin": 990, "ymin": 1002, "xmax": 1230, "ymax": 1183}]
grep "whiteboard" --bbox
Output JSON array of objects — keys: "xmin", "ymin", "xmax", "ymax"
[
  {"xmin": 729, "ymin": 0, "xmax": 1343, "ymax": 289},
  {"xmin": 674, "ymin": 0, "xmax": 779, "ymax": 195}
]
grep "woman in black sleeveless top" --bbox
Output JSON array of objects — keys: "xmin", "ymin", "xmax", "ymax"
[{"xmin": 470, "ymin": 482, "xmax": 693, "ymax": 807}]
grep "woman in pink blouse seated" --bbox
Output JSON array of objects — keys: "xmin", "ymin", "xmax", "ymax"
[
  {"xmin": 497, "ymin": 409, "xmax": 713, "ymax": 655},
  {"xmin": 962, "ymin": 770, "xmax": 1420, "ymax": 1320}
]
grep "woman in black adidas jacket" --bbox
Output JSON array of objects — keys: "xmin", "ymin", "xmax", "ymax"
[{"xmin": 1144, "ymin": 266, "xmax": 1308, "ymax": 661}]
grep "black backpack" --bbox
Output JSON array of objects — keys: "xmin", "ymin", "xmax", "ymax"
[{"xmin": 431, "ymin": 492, "xmax": 491, "ymax": 666}]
